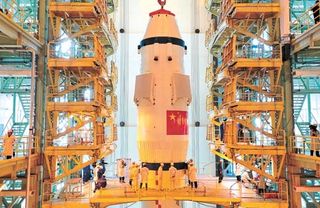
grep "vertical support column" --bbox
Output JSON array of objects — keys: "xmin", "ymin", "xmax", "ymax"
[
  {"xmin": 119, "ymin": 0, "xmax": 129, "ymax": 158},
  {"xmin": 190, "ymin": 0, "xmax": 201, "ymax": 166},
  {"xmin": 288, "ymin": 166, "xmax": 302, "ymax": 208},
  {"xmin": 280, "ymin": 0, "xmax": 295, "ymax": 206},
  {"xmin": 37, "ymin": 0, "xmax": 48, "ymax": 202}
]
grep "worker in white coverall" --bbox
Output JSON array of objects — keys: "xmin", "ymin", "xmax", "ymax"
[
  {"xmin": 187, "ymin": 159, "xmax": 194, "ymax": 186},
  {"xmin": 118, "ymin": 159, "xmax": 126, "ymax": 183},
  {"xmin": 235, "ymin": 163, "xmax": 242, "ymax": 182},
  {"xmin": 157, "ymin": 163, "xmax": 164, "ymax": 190},
  {"xmin": 169, "ymin": 163, "xmax": 177, "ymax": 190},
  {"xmin": 133, "ymin": 163, "xmax": 140, "ymax": 191},
  {"xmin": 93, "ymin": 163, "xmax": 102, "ymax": 193},
  {"xmin": 189, "ymin": 163, "xmax": 198, "ymax": 189},
  {"xmin": 129, "ymin": 162, "xmax": 136, "ymax": 188},
  {"xmin": 140, "ymin": 163, "xmax": 149, "ymax": 190}
]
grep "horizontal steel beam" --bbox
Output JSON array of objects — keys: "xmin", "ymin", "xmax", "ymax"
[
  {"xmin": 293, "ymin": 69, "xmax": 320, "ymax": 77},
  {"xmin": 0, "ymin": 89, "xmax": 31, "ymax": 93},
  {"xmin": 0, "ymin": 70, "xmax": 31, "ymax": 77},
  {"xmin": 294, "ymin": 186, "xmax": 320, "ymax": 193},
  {"xmin": 0, "ymin": 190, "xmax": 26, "ymax": 196}
]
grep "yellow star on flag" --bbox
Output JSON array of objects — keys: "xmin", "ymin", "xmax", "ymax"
[{"xmin": 169, "ymin": 113, "xmax": 176, "ymax": 121}]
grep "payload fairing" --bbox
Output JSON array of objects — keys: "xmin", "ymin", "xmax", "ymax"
[{"xmin": 134, "ymin": 0, "xmax": 192, "ymax": 188}]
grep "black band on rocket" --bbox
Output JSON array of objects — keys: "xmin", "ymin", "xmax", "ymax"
[
  {"xmin": 141, "ymin": 162, "xmax": 187, "ymax": 171},
  {"xmin": 139, "ymin": 36, "xmax": 185, "ymax": 49}
]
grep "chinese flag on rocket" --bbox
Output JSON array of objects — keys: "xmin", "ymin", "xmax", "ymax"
[{"xmin": 167, "ymin": 110, "xmax": 188, "ymax": 135}]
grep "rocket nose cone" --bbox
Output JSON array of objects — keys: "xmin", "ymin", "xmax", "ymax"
[{"xmin": 144, "ymin": 9, "xmax": 181, "ymax": 39}]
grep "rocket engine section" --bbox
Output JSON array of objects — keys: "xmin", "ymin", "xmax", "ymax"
[{"xmin": 134, "ymin": 1, "xmax": 192, "ymax": 188}]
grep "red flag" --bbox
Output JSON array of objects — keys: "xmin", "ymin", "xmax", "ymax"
[{"xmin": 167, "ymin": 110, "xmax": 188, "ymax": 135}]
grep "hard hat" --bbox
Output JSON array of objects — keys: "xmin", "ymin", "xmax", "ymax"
[{"xmin": 310, "ymin": 124, "xmax": 318, "ymax": 129}]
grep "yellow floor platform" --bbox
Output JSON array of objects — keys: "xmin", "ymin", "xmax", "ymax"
[
  {"xmin": 42, "ymin": 177, "xmax": 288, "ymax": 207},
  {"xmin": 0, "ymin": 154, "xmax": 39, "ymax": 178}
]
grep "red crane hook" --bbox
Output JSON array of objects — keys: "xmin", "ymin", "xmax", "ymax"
[{"xmin": 158, "ymin": 0, "xmax": 166, "ymax": 8}]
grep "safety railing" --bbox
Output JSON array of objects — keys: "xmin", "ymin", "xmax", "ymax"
[
  {"xmin": 223, "ymin": 81, "xmax": 236, "ymax": 105},
  {"xmin": 291, "ymin": 2, "xmax": 320, "ymax": 35},
  {"xmin": 215, "ymin": 0, "xmax": 276, "ymax": 28},
  {"xmin": 0, "ymin": 0, "xmax": 39, "ymax": 36},
  {"xmin": 290, "ymin": 136, "xmax": 320, "ymax": 156},
  {"xmin": 205, "ymin": 20, "xmax": 217, "ymax": 47},
  {"xmin": 206, "ymin": 95, "xmax": 214, "ymax": 112},
  {"xmin": 42, "ymin": 179, "xmax": 93, "ymax": 203},
  {"xmin": 92, "ymin": 177, "xmax": 287, "ymax": 201},
  {"xmin": 207, "ymin": 124, "xmax": 221, "ymax": 142},
  {"xmin": 236, "ymin": 42, "xmax": 281, "ymax": 59},
  {"xmin": 236, "ymin": 130, "xmax": 286, "ymax": 147},
  {"xmin": 205, "ymin": 65, "xmax": 213, "ymax": 84},
  {"xmin": 235, "ymin": 85, "xmax": 283, "ymax": 103},
  {"xmin": 48, "ymin": 84, "xmax": 107, "ymax": 106},
  {"xmin": 232, "ymin": 0, "xmax": 273, "ymax": 3},
  {"xmin": 46, "ymin": 126, "xmax": 114, "ymax": 148},
  {"xmin": 46, "ymin": 130, "xmax": 97, "ymax": 147},
  {"xmin": 222, "ymin": 36, "xmax": 235, "ymax": 67},
  {"xmin": 51, "ymin": 0, "xmax": 95, "ymax": 2},
  {"xmin": 0, "ymin": 136, "xmax": 37, "ymax": 159},
  {"xmin": 107, "ymin": 93, "xmax": 118, "ymax": 111},
  {"xmin": 221, "ymin": 36, "xmax": 281, "ymax": 68},
  {"xmin": 109, "ymin": 18, "xmax": 118, "ymax": 42},
  {"xmin": 110, "ymin": 61, "xmax": 118, "ymax": 85},
  {"xmin": 48, "ymin": 36, "xmax": 105, "ymax": 65},
  {"xmin": 223, "ymin": 84, "xmax": 283, "ymax": 105}
]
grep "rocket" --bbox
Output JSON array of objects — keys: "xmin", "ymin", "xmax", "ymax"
[{"xmin": 134, "ymin": 0, "xmax": 192, "ymax": 188}]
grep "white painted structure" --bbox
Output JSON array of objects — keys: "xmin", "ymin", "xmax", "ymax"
[{"xmin": 134, "ymin": 4, "xmax": 192, "ymax": 164}]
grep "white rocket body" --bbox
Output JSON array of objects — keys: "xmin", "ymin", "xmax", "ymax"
[{"xmin": 134, "ymin": 7, "xmax": 192, "ymax": 180}]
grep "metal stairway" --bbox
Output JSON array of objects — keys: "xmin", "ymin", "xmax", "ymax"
[
  {"xmin": 293, "ymin": 94, "xmax": 306, "ymax": 121},
  {"xmin": 293, "ymin": 94, "xmax": 310, "ymax": 136},
  {"xmin": 19, "ymin": 93, "xmax": 31, "ymax": 120},
  {"xmin": 296, "ymin": 122, "xmax": 311, "ymax": 137},
  {"xmin": 11, "ymin": 122, "xmax": 28, "ymax": 137},
  {"xmin": 0, "ymin": 77, "xmax": 31, "ymax": 137}
]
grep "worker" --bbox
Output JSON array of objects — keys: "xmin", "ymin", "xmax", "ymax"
[
  {"xmin": 257, "ymin": 176, "xmax": 266, "ymax": 194},
  {"xmin": 118, "ymin": 159, "xmax": 126, "ymax": 183},
  {"xmin": 2, "ymin": 129, "xmax": 16, "ymax": 159},
  {"xmin": 140, "ymin": 163, "xmax": 149, "ymax": 190},
  {"xmin": 4, "ymin": 9, "xmax": 12, "ymax": 19},
  {"xmin": 129, "ymin": 162, "xmax": 136, "ymax": 187},
  {"xmin": 187, "ymin": 159, "xmax": 193, "ymax": 186},
  {"xmin": 241, "ymin": 169, "xmax": 256, "ymax": 188},
  {"xmin": 310, "ymin": 124, "xmax": 320, "ymax": 157},
  {"xmin": 218, "ymin": 160, "xmax": 223, "ymax": 183},
  {"xmin": 189, "ymin": 163, "xmax": 198, "ymax": 189},
  {"xmin": 169, "ymin": 163, "xmax": 177, "ymax": 190},
  {"xmin": 93, "ymin": 163, "xmax": 103, "ymax": 193},
  {"xmin": 235, "ymin": 163, "xmax": 242, "ymax": 182},
  {"xmin": 157, "ymin": 163, "xmax": 164, "ymax": 190},
  {"xmin": 133, "ymin": 163, "xmax": 139, "ymax": 191}
]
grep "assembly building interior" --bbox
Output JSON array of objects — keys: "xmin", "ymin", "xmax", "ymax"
[{"xmin": 0, "ymin": 0, "xmax": 319, "ymax": 207}]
